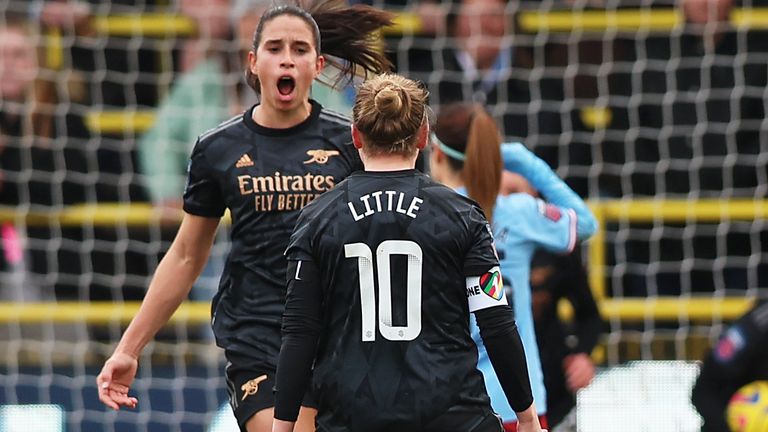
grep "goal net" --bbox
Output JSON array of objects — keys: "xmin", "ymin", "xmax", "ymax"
[{"xmin": 1, "ymin": 0, "xmax": 766, "ymax": 430}]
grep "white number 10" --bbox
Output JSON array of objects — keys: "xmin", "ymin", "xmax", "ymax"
[{"xmin": 344, "ymin": 240, "xmax": 423, "ymax": 342}]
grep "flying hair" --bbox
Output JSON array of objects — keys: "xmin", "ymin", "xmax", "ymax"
[{"xmin": 245, "ymin": 0, "xmax": 394, "ymax": 93}]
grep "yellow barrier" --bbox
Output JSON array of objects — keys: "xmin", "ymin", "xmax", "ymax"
[
  {"xmin": 88, "ymin": 8, "xmax": 768, "ymax": 37},
  {"xmin": 0, "ymin": 199, "xmax": 764, "ymax": 322},
  {"xmin": 0, "ymin": 301, "xmax": 210, "ymax": 325},
  {"xmin": 92, "ymin": 13, "xmax": 197, "ymax": 37},
  {"xmin": 518, "ymin": 9, "xmax": 683, "ymax": 33},
  {"xmin": 559, "ymin": 296, "xmax": 755, "ymax": 322},
  {"xmin": 0, "ymin": 297, "xmax": 753, "ymax": 325}
]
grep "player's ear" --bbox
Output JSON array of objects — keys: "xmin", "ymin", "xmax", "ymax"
[
  {"xmin": 248, "ymin": 50, "xmax": 258, "ymax": 76},
  {"xmin": 315, "ymin": 55, "xmax": 325, "ymax": 78},
  {"xmin": 431, "ymin": 140, "xmax": 445, "ymax": 163},
  {"xmin": 351, "ymin": 124, "xmax": 363, "ymax": 149},
  {"xmin": 416, "ymin": 123, "xmax": 429, "ymax": 150}
]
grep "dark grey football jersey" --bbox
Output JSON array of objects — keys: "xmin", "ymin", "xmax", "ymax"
[
  {"xmin": 286, "ymin": 169, "xmax": 500, "ymax": 431},
  {"xmin": 183, "ymin": 100, "xmax": 362, "ymax": 366}
]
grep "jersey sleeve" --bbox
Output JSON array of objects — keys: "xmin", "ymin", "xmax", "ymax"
[
  {"xmin": 507, "ymin": 194, "xmax": 577, "ymax": 254},
  {"xmin": 285, "ymin": 208, "xmax": 315, "ymax": 261},
  {"xmin": 463, "ymin": 205, "xmax": 507, "ymax": 312},
  {"xmin": 182, "ymin": 139, "xmax": 226, "ymax": 217}
]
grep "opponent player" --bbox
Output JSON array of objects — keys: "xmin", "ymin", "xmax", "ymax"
[
  {"xmin": 692, "ymin": 299, "xmax": 768, "ymax": 432},
  {"xmin": 96, "ymin": 2, "xmax": 395, "ymax": 431},
  {"xmin": 272, "ymin": 74, "xmax": 545, "ymax": 432},
  {"xmin": 430, "ymin": 102, "xmax": 597, "ymax": 431}
]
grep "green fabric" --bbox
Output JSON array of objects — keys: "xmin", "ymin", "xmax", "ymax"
[{"xmin": 138, "ymin": 59, "xmax": 229, "ymax": 203}]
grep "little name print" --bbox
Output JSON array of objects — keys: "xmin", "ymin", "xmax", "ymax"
[{"xmin": 348, "ymin": 191, "xmax": 423, "ymax": 221}]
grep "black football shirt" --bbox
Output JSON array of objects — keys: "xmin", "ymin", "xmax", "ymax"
[
  {"xmin": 183, "ymin": 100, "xmax": 362, "ymax": 367},
  {"xmin": 285, "ymin": 169, "xmax": 502, "ymax": 430}
]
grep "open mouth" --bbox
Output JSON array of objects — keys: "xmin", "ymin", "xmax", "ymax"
[{"xmin": 277, "ymin": 77, "xmax": 295, "ymax": 96}]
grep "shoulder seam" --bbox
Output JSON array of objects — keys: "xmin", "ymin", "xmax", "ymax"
[
  {"xmin": 319, "ymin": 109, "xmax": 351, "ymax": 126},
  {"xmin": 198, "ymin": 114, "xmax": 243, "ymax": 142}
]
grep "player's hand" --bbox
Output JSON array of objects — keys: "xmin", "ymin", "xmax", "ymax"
[
  {"xmin": 515, "ymin": 403, "xmax": 546, "ymax": 432},
  {"xmin": 563, "ymin": 352, "xmax": 595, "ymax": 392},
  {"xmin": 500, "ymin": 171, "xmax": 537, "ymax": 196},
  {"xmin": 516, "ymin": 419, "xmax": 547, "ymax": 432},
  {"xmin": 97, "ymin": 352, "xmax": 139, "ymax": 410}
]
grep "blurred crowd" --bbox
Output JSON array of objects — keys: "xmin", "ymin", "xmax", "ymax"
[
  {"xmin": 0, "ymin": 0, "xmax": 766, "ymax": 304},
  {"xmin": 2, "ymin": 1, "xmax": 766, "ymax": 430}
]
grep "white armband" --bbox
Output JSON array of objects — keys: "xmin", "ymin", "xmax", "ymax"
[{"xmin": 466, "ymin": 266, "xmax": 508, "ymax": 312}]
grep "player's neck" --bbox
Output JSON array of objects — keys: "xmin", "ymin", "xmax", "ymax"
[
  {"xmin": 440, "ymin": 171, "xmax": 465, "ymax": 190},
  {"xmin": 363, "ymin": 154, "xmax": 417, "ymax": 172},
  {"xmin": 252, "ymin": 100, "xmax": 312, "ymax": 129}
]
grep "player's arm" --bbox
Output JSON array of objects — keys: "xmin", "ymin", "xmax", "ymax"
[
  {"xmin": 466, "ymin": 268, "xmax": 541, "ymax": 431},
  {"xmin": 692, "ymin": 302, "xmax": 768, "ymax": 431},
  {"xmin": 273, "ymin": 259, "xmax": 323, "ymax": 432},
  {"xmin": 464, "ymin": 207, "xmax": 543, "ymax": 430},
  {"xmin": 97, "ymin": 213, "xmax": 218, "ymax": 409},
  {"xmin": 562, "ymin": 252, "xmax": 601, "ymax": 392},
  {"xmin": 475, "ymin": 305, "xmax": 539, "ymax": 416},
  {"xmin": 500, "ymin": 142, "xmax": 597, "ymax": 240}
]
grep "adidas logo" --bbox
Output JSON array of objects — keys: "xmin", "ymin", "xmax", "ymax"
[{"xmin": 236, "ymin": 154, "xmax": 254, "ymax": 168}]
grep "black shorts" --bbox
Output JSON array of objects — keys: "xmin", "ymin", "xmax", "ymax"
[
  {"xmin": 424, "ymin": 406, "xmax": 503, "ymax": 432},
  {"xmin": 225, "ymin": 355, "xmax": 317, "ymax": 431},
  {"xmin": 315, "ymin": 404, "xmax": 502, "ymax": 432}
]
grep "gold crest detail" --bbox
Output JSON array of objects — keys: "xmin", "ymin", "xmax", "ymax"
[
  {"xmin": 303, "ymin": 149, "xmax": 340, "ymax": 165},
  {"xmin": 241, "ymin": 374, "xmax": 268, "ymax": 400}
]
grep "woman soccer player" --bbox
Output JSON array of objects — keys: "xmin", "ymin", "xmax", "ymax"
[
  {"xmin": 429, "ymin": 102, "xmax": 598, "ymax": 431},
  {"xmin": 96, "ymin": 2, "xmax": 394, "ymax": 431},
  {"xmin": 273, "ymin": 74, "xmax": 545, "ymax": 432}
]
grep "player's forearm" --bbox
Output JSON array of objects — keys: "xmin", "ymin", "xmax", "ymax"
[
  {"xmin": 273, "ymin": 330, "xmax": 318, "ymax": 421},
  {"xmin": 475, "ymin": 306, "xmax": 534, "ymax": 412},
  {"xmin": 501, "ymin": 143, "xmax": 597, "ymax": 239},
  {"xmin": 115, "ymin": 249, "xmax": 204, "ymax": 357},
  {"xmin": 275, "ymin": 261, "xmax": 323, "ymax": 421},
  {"xmin": 115, "ymin": 219, "xmax": 213, "ymax": 357}
]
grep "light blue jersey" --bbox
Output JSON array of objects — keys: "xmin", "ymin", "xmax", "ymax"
[{"xmin": 465, "ymin": 143, "xmax": 597, "ymax": 422}]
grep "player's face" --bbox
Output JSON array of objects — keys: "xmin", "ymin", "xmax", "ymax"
[
  {"xmin": 0, "ymin": 28, "xmax": 37, "ymax": 101},
  {"xmin": 250, "ymin": 15, "xmax": 324, "ymax": 112}
]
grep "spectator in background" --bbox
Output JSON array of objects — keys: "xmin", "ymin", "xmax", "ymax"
[
  {"xmin": 0, "ymin": 14, "xmax": 91, "ymax": 300},
  {"xmin": 137, "ymin": 0, "xmax": 237, "ymax": 209},
  {"xmin": 599, "ymin": 0, "xmax": 768, "ymax": 299},
  {"xmin": 692, "ymin": 299, "xmax": 768, "ymax": 432},
  {"xmin": 603, "ymin": 0, "xmax": 766, "ymax": 198},
  {"xmin": 406, "ymin": 0, "xmax": 565, "ymax": 146},
  {"xmin": 530, "ymin": 249, "xmax": 602, "ymax": 431}
]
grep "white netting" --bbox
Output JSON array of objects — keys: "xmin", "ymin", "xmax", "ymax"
[{"xmin": 1, "ymin": 0, "xmax": 767, "ymax": 430}]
